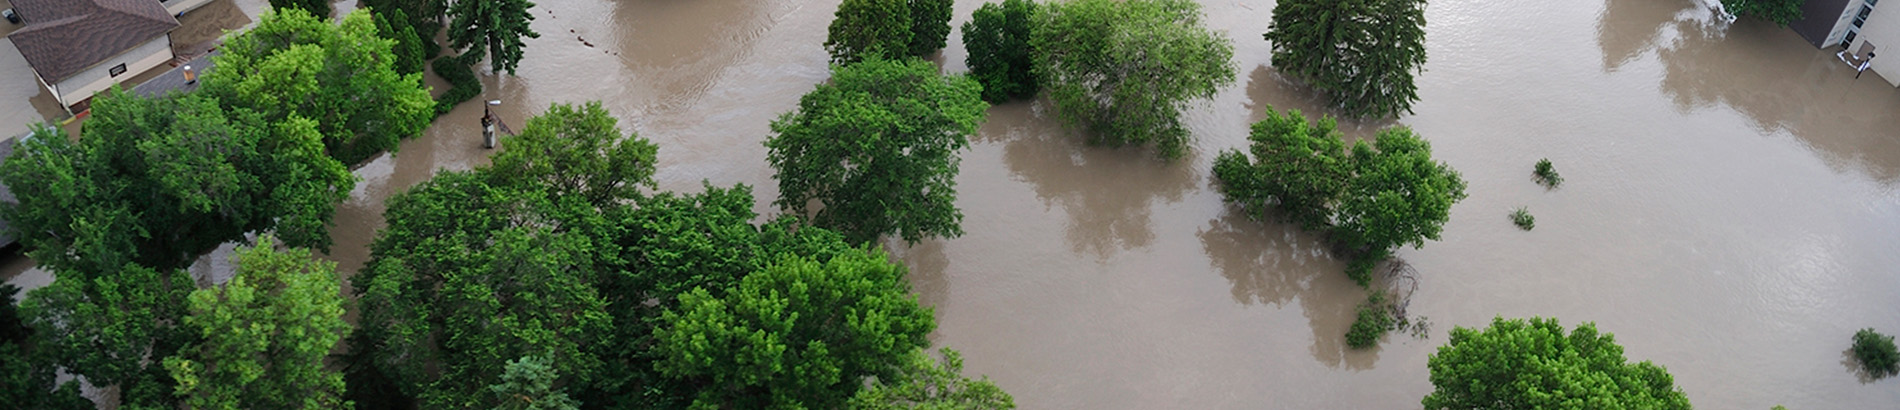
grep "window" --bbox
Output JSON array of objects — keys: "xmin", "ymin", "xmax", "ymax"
[
  {"xmin": 108, "ymin": 63, "xmax": 126, "ymax": 77},
  {"xmin": 1844, "ymin": 30, "xmax": 1860, "ymax": 49}
]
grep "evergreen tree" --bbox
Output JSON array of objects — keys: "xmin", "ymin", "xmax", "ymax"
[{"xmin": 448, "ymin": 0, "xmax": 541, "ymax": 74}]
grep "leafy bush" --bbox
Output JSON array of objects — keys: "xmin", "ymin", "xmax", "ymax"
[
  {"xmin": 962, "ymin": 0, "xmax": 1040, "ymax": 103},
  {"xmin": 1854, "ymin": 328, "xmax": 1900, "ymax": 379},
  {"xmin": 1346, "ymin": 292, "xmax": 1395, "ymax": 349},
  {"xmin": 432, "ymin": 57, "xmax": 483, "ymax": 117},
  {"xmin": 1512, "ymin": 207, "xmax": 1535, "ymax": 231},
  {"xmin": 1424, "ymin": 318, "xmax": 1691, "ymax": 410},
  {"xmin": 1534, "ymin": 158, "xmax": 1563, "ymax": 188}
]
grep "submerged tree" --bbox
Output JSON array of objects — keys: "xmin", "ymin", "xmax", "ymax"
[
  {"xmin": 849, "ymin": 349, "xmax": 1016, "ymax": 410},
  {"xmin": 164, "ymin": 236, "xmax": 352, "ymax": 409},
  {"xmin": 654, "ymin": 247, "xmax": 937, "ymax": 410},
  {"xmin": 448, "ymin": 0, "xmax": 540, "ymax": 74},
  {"xmin": 1264, "ymin": 0, "xmax": 1428, "ymax": 119},
  {"xmin": 908, "ymin": 0, "xmax": 955, "ymax": 57},
  {"xmin": 205, "ymin": 8, "xmax": 435, "ymax": 165},
  {"xmin": 826, "ymin": 0, "xmax": 914, "ymax": 64},
  {"xmin": 766, "ymin": 57, "xmax": 987, "ymax": 244},
  {"xmin": 1423, "ymin": 317, "xmax": 1692, "ymax": 410},
  {"xmin": 1031, "ymin": 0, "xmax": 1235, "ymax": 160},
  {"xmin": 1722, "ymin": 0, "xmax": 1804, "ymax": 27},
  {"xmin": 963, "ymin": 0, "xmax": 1041, "ymax": 103}
]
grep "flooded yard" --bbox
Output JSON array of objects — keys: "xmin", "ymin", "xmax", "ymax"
[{"xmin": 5, "ymin": 0, "xmax": 1899, "ymax": 408}]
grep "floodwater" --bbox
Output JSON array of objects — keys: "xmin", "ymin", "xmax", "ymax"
[{"xmin": 7, "ymin": 0, "xmax": 1900, "ymax": 408}]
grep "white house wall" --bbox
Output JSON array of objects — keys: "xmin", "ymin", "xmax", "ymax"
[
  {"xmin": 51, "ymin": 35, "xmax": 173, "ymax": 106},
  {"xmin": 1854, "ymin": 1, "xmax": 1900, "ymax": 86},
  {"xmin": 1825, "ymin": 1, "xmax": 1862, "ymax": 47}
]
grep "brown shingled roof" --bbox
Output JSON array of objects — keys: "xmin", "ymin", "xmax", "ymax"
[{"xmin": 7, "ymin": 0, "xmax": 180, "ymax": 83}]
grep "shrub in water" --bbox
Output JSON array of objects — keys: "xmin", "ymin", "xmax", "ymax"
[
  {"xmin": 1512, "ymin": 207, "xmax": 1535, "ymax": 231},
  {"xmin": 1534, "ymin": 158, "xmax": 1563, "ymax": 188},
  {"xmin": 1853, "ymin": 328, "xmax": 1900, "ymax": 379},
  {"xmin": 1346, "ymin": 292, "xmax": 1395, "ymax": 349}
]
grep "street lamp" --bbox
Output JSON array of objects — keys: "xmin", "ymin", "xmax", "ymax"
[{"xmin": 482, "ymin": 99, "xmax": 502, "ymax": 149}]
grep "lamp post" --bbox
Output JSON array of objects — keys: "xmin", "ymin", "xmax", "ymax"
[{"xmin": 482, "ymin": 99, "xmax": 502, "ymax": 149}]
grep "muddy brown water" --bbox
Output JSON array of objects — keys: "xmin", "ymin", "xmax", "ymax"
[{"xmin": 5, "ymin": 0, "xmax": 1900, "ymax": 408}]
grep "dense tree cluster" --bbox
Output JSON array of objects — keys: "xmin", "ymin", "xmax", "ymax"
[
  {"xmin": 164, "ymin": 237, "xmax": 353, "ymax": 409},
  {"xmin": 962, "ymin": 0, "xmax": 1041, "ymax": 103},
  {"xmin": 1031, "ymin": 0, "xmax": 1235, "ymax": 160},
  {"xmin": 1264, "ymin": 0, "xmax": 1429, "ymax": 119},
  {"xmin": 826, "ymin": 0, "xmax": 958, "ymax": 64},
  {"xmin": 1723, "ymin": 0, "xmax": 1804, "ymax": 27},
  {"xmin": 1212, "ymin": 107, "xmax": 1467, "ymax": 286},
  {"xmin": 767, "ymin": 57, "xmax": 987, "ymax": 245},
  {"xmin": 1423, "ymin": 317, "xmax": 1692, "ymax": 410}
]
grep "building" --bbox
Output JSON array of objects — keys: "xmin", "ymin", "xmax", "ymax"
[
  {"xmin": 1792, "ymin": 0, "xmax": 1900, "ymax": 86},
  {"xmin": 6, "ymin": 0, "xmax": 190, "ymax": 113}
]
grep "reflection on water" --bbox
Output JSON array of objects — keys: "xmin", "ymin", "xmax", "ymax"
[
  {"xmin": 1243, "ymin": 65, "xmax": 1395, "ymax": 141},
  {"xmin": 993, "ymin": 101, "xmax": 1197, "ymax": 258},
  {"xmin": 1196, "ymin": 209, "xmax": 1377, "ymax": 370},
  {"xmin": 1598, "ymin": 0, "xmax": 1686, "ymax": 72}
]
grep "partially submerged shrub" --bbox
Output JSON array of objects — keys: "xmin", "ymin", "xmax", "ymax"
[
  {"xmin": 1534, "ymin": 158, "xmax": 1563, "ymax": 188},
  {"xmin": 1346, "ymin": 291, "xmax": 1396, "ymax": 349},
  {"xmin": 432, "ymin": 57, "xmax": 482, "ymax": 117},
  {"xmin": 1853, "ymin": 328, "xmax": 1900, "ymax": 379},
  {"xmin": 1512, "ymin": 207, "xmax": 1535, "ymax": 231}
]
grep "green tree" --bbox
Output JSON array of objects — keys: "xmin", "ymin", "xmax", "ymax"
[
  {"xmin": 1, "ymin": 285, "xmax": 91, "ymax": 410},
  {"xmin": 962, "ymin": 0, "xmax": 1040, "ymax": 103},
  {"xmin": 204, "ymin": 8, "xmax": 435, "ymax": 165},
  {"xmin": 373, "ymin": 7, "xmax": 427, "ymax": 75},
  {"xmin": 270, "ymin": 0, "xmax": 331, "ymax": 19},
  {"xmin": 489, "ymin": 101, "xmax": 659, "ymax": 209},
  {"xmin": 1263, "ymin": 0, "xmax": 1428, "ymax": 119},
  {"xmin": 826, "ymin": 0, "xmax": 913, "ymax": 64},
  {"xmin": 1333, "ymin": 127, "xmax": 1467, "ymax": 258},
  {"xmin": 447, "ymin": 0, "xmax": 540, "ymax": 74},
  {"xmin": 654, "ymin": 246, "xmax": 937, "ymax": 410},
  {"xmin": 1852, "ymin": 328, "xmax": 1900, "ymax": 379},
  {"xmin": 23, "ymin": 263, "xmax": 195, "ymax": 409},
  {"xmin": 1723, "ymin": 0, "xmax": 1804, "ymax": 27},
  {"xmin": 1423, "ymin": 317, "xmax": 1692, "ymax": 410},
  {"xmin": 1031, "ymin": 0, "xmax": 1235, "ymax": 160},
  {"xmin": 1, "ymin": 90, "xmax": 354, "ymax": 273},
  {"xmin": 766, "ymin": 57, "xmax": 987, "ymax": 244},
  {"xmin": 848, "ymin": 349, "xmax": 1016, "ymax": 410},
  {"xmin": 1211, "ymin": 107, "xmax": 1348, "ymax": 233},
  {"xmin": 491, "ymin": 356, "xmax": 582, "ymax": 410},
  {"xmin": 355, "ymin": 172, "xmax": 613, "ymax": 409},
  {"xmin": 908, "ymin": 0, "xmax": 955, "ymax": 57},
  {"xmin": 163, "ymin": 236, "xmax": 352, "ymax": 410}
]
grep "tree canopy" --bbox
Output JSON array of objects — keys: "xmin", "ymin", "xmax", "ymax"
[
  {"xmin": 827, "ymin": 0, "xmax": 915, "ymax": 64},
  {"xmin": 848, "ymin": 349, "xmax": 1016, "ymax": 410},
  {"xmin": 1212, "ymin": 107, "xmax": 1465, "ymax": 286},
  {"xmin": 907, "ymin": 0, "xmax": 955, "ymax": 57},
  {"xmin": 654, "ymin": 246, "xmax": 936, "ymax": 410},
  {"xmin": 1423, "ymin": 317, "xmax": 1692, "ymax": 410},
  {"xmin": 1264, "ymin": 0, "xmax": 1428, "ymax": 119},
  {"xmin": 0, "ymin": 284, "xmax": 90, "ymax": 410},
  {"xmin": 164, "ymin": 236, "xmax": 352, "ymax": 410},
  {"xmin": 1031, "ymin": 0, "xmax": 1235, "ymax": 160},
  {"xmin": 962, "ymin": 0, "xmax": 1041, "ymax": 103},
  {"xmin": 204, "ymin": 7, "xmax": 435, "ymax": 165},
  {"xmin": 488, "ymin": 101, "xmax": 658, "ymax": 209},
  {"xmin": 0, "ymin": 90, "xmax": 354, "ymax": 273},
  {"xmin": 766, "ymin": 57, "xmax": 987, "ymax": 245},
  {"xmin": 22, "ymin": 262, "xmax": 195, "ymax": 409},
  {"xmin": 1723, "ymin": 0, "xmax": 1803, "ymax": 27},
  {"xmin": 448, "ymin": 0, "xmax": 540, "ymax": 74},
  {"xmin": 269, "ymin": 0, "xmax": 331, "ymax": 20}
]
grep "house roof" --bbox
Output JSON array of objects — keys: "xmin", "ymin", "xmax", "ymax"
[{"xmin": 7, "ymin": 0, "xmax": 180, "ymax": 84}]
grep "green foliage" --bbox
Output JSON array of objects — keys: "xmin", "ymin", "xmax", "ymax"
[
  {"xmin": 827, "ymin": 0, "xmax": 914, "ymax": 64},
  {"xmin": 1, "ymin": 89, "xmax": 354, "ymax": 273},
  {"xmin": 361, "ymin": 0, "xmax": 445, "ymax": 58},
  {"xmin": 23, "ymin": 262, "xmax": 195, "ymax": 409},
  {"xmin": 1, "ymin": 285, "xmax": 92, "ymax": 410},
  {"xmin": 1211, "ymin": 108, "xmax": 1347, "ymax": 233},
  {"xmin": 1213, "ymin": 107, "xmax": 1465, "ymax": 285},
  {"xmin": 1031, "ymin": 0, "xmax": 1235, "ymax": 160},
  {"xmin": 1534, "ymin": 158, "xmax": 1563, "ymax": 188},
  {"xmin": 491, "ymin": 356, "xmax": 582, "ymax": 410},
  {"xmin": 1345, "ymin": 292, "xmax": 1395, "ymax": 349},
  {"xmin": 849, "ymin": 349, "xmax": 1016, "ymax": 410},
  {"xmin": 448, "ymin": 0, "xmax": 540, "ymax": 74},
  {"xmin": 1512, "ymin": 207, "xmax": 1535, "ymax": 231},
  {"xmin": 654, "ymin": 246, "xmax": 937, "ymax": 410},
  {"xmin": 432, "ymin": 56, "xmax": 483, "ymax": 116},
  {"xmin": 1723, "ymin": 0, "xmax": 1804, "ymax": 27},
  {"xmin": 373, "ymin": 7, "xmax": 427, "ymax": 75},
  {"xmin": 1263, "ymin": 0, "xmax": 1428, "ymax": 119},
  {"xmin": 766, "ymin": 57, "xmax": 987, "ymax": 244},
  {"xmin": 204, "ymin": 8, "xmax": 435, "ymax": 165},
  {"xmin": 1853, "ymin": 328, "xmax": 1900, "ymax": 379},
  {"xmin": 269, "ymin": 0, "xmax": 331, "ymax": 19},
  {"xmin": 1333, "ymin": 127, "xmax": 1468, "ymax": 254},
  {"xmin": 0, "ymin": 284, "xmax": 25, "ymax": 344},
  {"xmin": 908, "ymin": 0, "xmax": 955, "ymax": 57},
  {"xmin": 164, "ymin": 236, "xmax": 352, "ymax": 409},
  {"xmin": 490, "ymin": 101, "xmax": 659, "ymax": 208},
  {"xmin": 356, "ymin": 171, "xmax": 613, "ymax": 409},
  {"xmin": 962, "ymin": 0, "xmax": 1040, "ymax": 103},
  {"xmin": 1422, "ymin": 317, "xmax": 1691, "ymax": 410}
]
